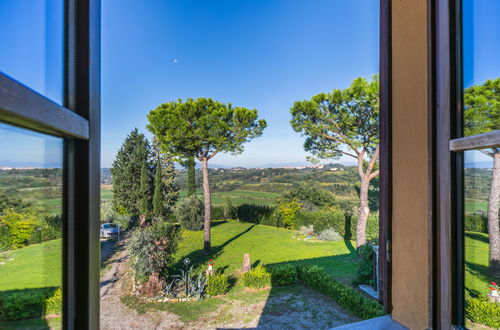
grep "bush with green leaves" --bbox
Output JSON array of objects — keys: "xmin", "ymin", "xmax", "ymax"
[
  {"xmin": 128, "ymin": 222, "xmax": 181, "ymax": 282},
  {"xmin": 174, "ymin": 195, "xmax": 204, "ymax": 230},
  {"xmin": 466, "ymin": 297, "xmax": 500, "ymax": 328},
  {"xmin": 464, "ymin": 212, "xmax": 487, "ymax": 233},
  {"xmin": 296, "ymin": 264, "xmax": 384, "ymax": 320},
  {"xmin": 0, "ymin": 210, "xmax": 36, "ymax": 250},
  {"xmin": 278, "ymin": 184, "xmax": 336, "ymax": 211},
  {"xmin": 0, "ymin": 287, "xmax": 62, "ymax": 321},
  {"xmin": 242, "ymin": 265, "xmax": 272, "ymax": 288},
  {"xmin": 273, "ymin": 200, "xmax": 302, "ymax": 229},
  {"xmin": 352, "ymin": 244, "xmax": 375, "ymax": 286},
  {"xmin": 206, "ymin": 273, "xmax": 230, "ymax": 296},
  {"xmin": 268, "ymin": 264, "xmax": 297, "ymax": 286}
]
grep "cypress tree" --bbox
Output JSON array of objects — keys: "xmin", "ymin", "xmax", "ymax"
[
  {"xmin": 152, "ymin": 158, "xmax": 164, "ymax": 218},
  {"xmin": 138, "ymin": 161, "xmax": 150, "ymax": 225},
  {"xmin": 111, "ymin": 128, "xmax": 152, "ymax": 218}
]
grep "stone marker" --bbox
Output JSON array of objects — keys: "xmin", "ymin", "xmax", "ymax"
[{"xmin": 242, "ymin": 253, "xmax": 251, "ymax": 273}]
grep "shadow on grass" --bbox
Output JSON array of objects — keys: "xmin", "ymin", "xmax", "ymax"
[
  {"xmin": 172, "ymin": 224, "xmax": 256, "ymax": 272},
  {"xmin": 465, "ymin": 232, "xmax": 489, "ymax": 244}
]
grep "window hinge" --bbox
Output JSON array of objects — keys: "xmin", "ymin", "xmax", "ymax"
[{"xmin": 386, "ymin": 239, "xmax": 392, "ymax": 262}]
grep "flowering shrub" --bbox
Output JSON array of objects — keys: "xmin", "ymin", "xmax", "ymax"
[
  {"xmin": 242, "ymin": 265, "xmax": 271, "ymax": 288},
  {"xmin": 488, "ymin": 281, "xmax": 498, "ymax": 291}
]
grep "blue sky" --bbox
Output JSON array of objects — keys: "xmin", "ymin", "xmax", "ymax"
[
  {"xmin": 101, "ymin": 0, "xmax": 379, "ymax": 167},
  {"xmin": 0, "ymin": 0, "xmax": 498, "ymax": 168}
]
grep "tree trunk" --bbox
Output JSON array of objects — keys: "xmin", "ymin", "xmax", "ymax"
[
  {"xmin": 201, "ymin": 157, "xmax": 212, "ymax": 253},
  {"xmin": 356, "ymin": 176, "xmax": 370, "ymax": 248},
  {"xmin": 488, "ymin": 152, "xmax": 500, "ymax": 277}
]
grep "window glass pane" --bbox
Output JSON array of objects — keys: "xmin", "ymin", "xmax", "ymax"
[
  {"xmin": 462, "ymin": 0, "xmax": 500, "ymax": 136},
  {"xmin": 464, "ymin": 148, "xmax": 500, "ymax": 329},
  {"xmin": 0, "ymin": 0, "xmax": 64, "ymax": 104},
  {"xmin": 0, "ymin": 123, "xmax": 63, "ymax": 329}
]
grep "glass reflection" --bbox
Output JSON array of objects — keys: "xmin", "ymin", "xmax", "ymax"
[
  {"xmin": 0, "ymin": 123, "xmax": 63, "ymax": 328},
  {"xmin": 464, "ymin": 149, "xmax": 500, "ymax": 328},
  {"xmin": 0, "ymin": 0, "xmax": 64, "ymax": 104},
  {"xmin": 462, "ymin": 0, "xmax": 500, "ymax": 136}
]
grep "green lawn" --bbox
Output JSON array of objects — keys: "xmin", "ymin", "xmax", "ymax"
[
  {"xmin": 0, "ymin": 239, "xmax": 62, "ymax": 292},
  {"xmin": 101, "ymin": 189, "xmax": 113, "ymax": 201},
  {"xmin": 173, "ymin": 220, "xmax": 358, "ymax": 283},
  {"xmin": 465, "ymin": 200, "xmax": 489, "ymax": 213},
  {"xmin": 465, "ymin": 232, "xmax": 499, "ymax": 298}
]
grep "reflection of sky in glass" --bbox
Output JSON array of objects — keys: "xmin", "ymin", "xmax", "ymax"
[
  {"xmin": 0, "ymin": 123, "xmax": 62, "ymax": 168},
  {"xmin": 463, "ymin": 0, "xmax": 500, "ymax": 88},
  {"xmin": 0, "ymin": 0, "xmax": 64, "ymax": 104}
]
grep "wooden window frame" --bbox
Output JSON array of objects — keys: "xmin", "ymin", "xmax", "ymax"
[
  {"xmin": 434, "ymin": 0, "xmax": 500, "ymax": 327},
  {"xmin": 0, "ymin": 0, "xmax": 101, "ymax": 328}
]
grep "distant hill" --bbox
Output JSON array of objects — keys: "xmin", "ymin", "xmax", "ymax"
[{"xmin": 0, "ymin": 160, "xmax": 62, "ymax": 168}]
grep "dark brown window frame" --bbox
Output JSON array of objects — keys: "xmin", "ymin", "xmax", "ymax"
[
  {"xmin": 379, "ymin": 0, "xmax": 392, "ymax": 314},
  {"xmin": 434, "ymin": 0, "xmax": 500, "ymax": 328},
  {"xmin": 0, "ymin": 0, "xmax": 101, "ymax": 328}
]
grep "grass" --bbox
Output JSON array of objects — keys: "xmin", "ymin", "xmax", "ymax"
[
  {"xmin": 173, "ymin": 220, "xmax": 358, "ymax": 283},
  {"xmin": 465, "ymin": 232, "xmax": 498, "ymax": 298},
  {"xmin": 465, "ymin": 200, "xmax": 489, "ymax": 213},
  {"xmin": 0, "ymin": 239, "xmax": 62, "ymax": 292}
]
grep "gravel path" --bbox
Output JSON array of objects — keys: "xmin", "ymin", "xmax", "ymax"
[{"xmin": 99, "ymin": 242, "xmax": 359, "ymax": 329}]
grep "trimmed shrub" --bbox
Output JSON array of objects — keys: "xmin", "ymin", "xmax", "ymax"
[
  {"xmin": 128, "ymin": 222, "xmax": 181, "ymax": 282},
  {"xmin": 242, "ymin": 265, "xmax": 271, "ymax": 288},
  {"xmin": 296, "ymin": 264, "xmax": 385, "ymax": 320},
  {"xmin": 174, "ymin": 195, "xmax": 204, "ymax": 230},
  {"xmin": 466, "ymin": 297, "xmax": 500, "ymax": 329},
  {"xmin": 464, "ymin": 213, "xmax": 487, "ymax": 233},
  {"xmin": 206, "ymin": 274, "xmax": 230, "ymax": 296},
  {"xmin": 352, "ymin": 244, "xmax": 375, "ymax": 286},
  {"xmin": 268, "ymin": 264, "xmax": 297, "ymax": 286},
  {"xmin": 318, "ymin": 228, "xmax": 342, "ymax": 241},
  {"xmin": 0, "ymin": 287, "xmax": 62, "ymax": 321}
]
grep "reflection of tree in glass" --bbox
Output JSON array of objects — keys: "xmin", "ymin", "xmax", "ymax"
[{"xmin": 464, "ymin": 77, "xmax": 500, "ymax": 277}]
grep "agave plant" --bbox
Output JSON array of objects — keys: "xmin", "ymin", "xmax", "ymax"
[{"xmin": 172, "ymin": 266, "xmax": 207, "ymax": 299}]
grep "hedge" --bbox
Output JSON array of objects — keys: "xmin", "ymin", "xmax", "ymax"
[
  {"xmin": 300, "ymin": 210, "xmax": 379, "ymax": 240},
  {"xmin": 466, "ymin": 297, "xmax": 500, "ymax": 328},
  {"xmin": 267, "ymin": 264, "xmax": 297, "ymax": 286},
  {"xmin": 296, "ymin": 264, "xmax": 384, "ymax": 320},
  {"xmin": 464, "ymin": 213, "xmax": 487, "ymax": 233},
  {"xmin": 0, "ymin": 287, "xmax": 62, "ymax": 321}
]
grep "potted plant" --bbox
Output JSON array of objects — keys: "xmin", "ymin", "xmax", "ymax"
[{"xmin": 488, "ymin": 282, "xmax": 499, "ymax": 296}]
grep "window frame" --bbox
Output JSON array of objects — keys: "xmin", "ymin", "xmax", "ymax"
[
  {"xmin": 434, "ymin": 0, "xmax": 500, "ymax": 327},
  {"xmin": 0, "ymin": 0, "xmax": 101, "ymax": 328}
]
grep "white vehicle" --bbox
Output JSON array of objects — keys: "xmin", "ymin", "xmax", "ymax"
[{"xmin": 100, "ymin": 223, "xmax": 120, "ymax": 239}]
